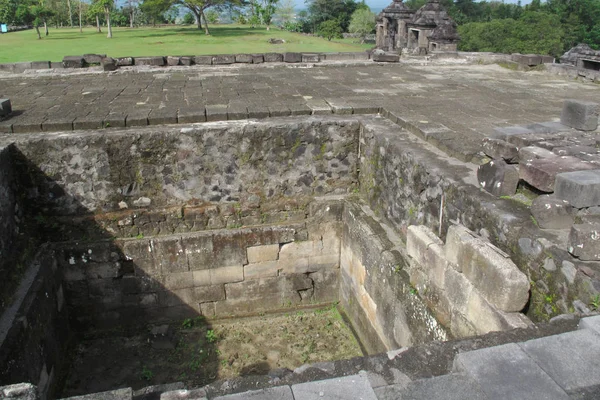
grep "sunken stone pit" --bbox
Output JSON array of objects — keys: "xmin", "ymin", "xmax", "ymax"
[{"xmin": 0, "ymin": 108, "xmax": 598, "ymax": 399}]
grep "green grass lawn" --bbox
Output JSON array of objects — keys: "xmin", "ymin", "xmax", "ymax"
[{"xmin": 0, "ymin": 24, "xmax": 372, "ymax": 63}]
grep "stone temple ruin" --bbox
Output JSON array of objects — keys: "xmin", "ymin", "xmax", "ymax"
[
  {"xmin": 376, "ymin": 0, "xmax": 460, "ymax": 54},
  {"xmin": 0, "ymin": 51, "xmax": 599, "ymax": 400}
]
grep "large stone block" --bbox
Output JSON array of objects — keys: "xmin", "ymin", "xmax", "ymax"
[
  {"xmin": 530, "ymin": 195, "xmax": 574, "ymax": 229},
  {"xmin": 225, "ymin": 275, "xmax": 312, "ymax": 300},
  {"xmin": 83, "ymin": 53, "xmax": 106, "ymax": 64},
  {"xmin": 247, "ymin": 244, "xmax": 280, "ymax": 263},
  {"xmin": 477, "ymin": 159, "xmax": 519, "ymax": 196},
  {"xmin": 279, "ymin": 240, "xmax": 319, "ymax": 259},
  {"xmin": 302, "ymin": 53, "xmax": 320, "ymax": 63},
  {"xmin": 235, "ymin": 54, "xmax": 253, "ymax": 63},
  {"xmin": 62, "ymin": 56, "xmax": 85, "ymax": 68},
  {"xmin": 0, "ymin": 98, "xmax": 12, "ymax": 117},
  {"xmin": 444, "ymin": 225, "xmax": 529, "ymax": 312},
  {"xmin": 264, "ymin": 53, "xmax": 283, "ymax": 62},
  {"xmin": 62, "ymin": 387, "xmax": 134, "ymax": 400},
  {"xmin": 518, "ymin": 146, "xmax": 556, "ymax": 163},
  {"xmin": 482, "ymin": 138, "xmax": 518, "ymax": 163},
  {"xmin": 135, "ymin": 57, "xmax": 166, "ymax": 66},
  {"xmin": 372, "ymin": 52, "xmax": 399, "ymax": 62},
  {"xmin": 194, "ymin": 55, "xmax": 212, "ymax": 65},
  {"xmin": 101, "ymin": 57, "xmax": 117, "ymax": 72},
  {"xmin": 568, "ymin": 223, "xmax": 600, "ymax": 261},
  {"xmin": 519, "ymin": 156, "xmax": 596, "ymax": 192},
  {"xmin": 283, "ymin": 52, "xmax": 302, "ymax": 63},
  {"xmin": 406, "ymin": 225, "xmax": 444, "ymax": 267},
  {"xmin": 152, "ymin": 237, "xmax": 188, "ymax": 274},
  {"xmin": 116, "ymin": 57, "xmax": 134, "ymax": 66},
  {"xmin": 555, "ymin": 169, "xmax": 600, "ymax": 208},
  {"xmin": 244, "ymin": 261, "xmax": 279, "ymax": 279},
  {"xmin": 166, "ymin": 56, "xmax": 181, "ymax": 66},
  {"xmin": 560, "ymin": 99, "xmax": 599, "ymax": 131},
  {"xmin": 194, "ymin": 265, "xmax": 244, "ymax": 286},
  {"xmin": 212, "ymin": 55, "xmax": 235, "ymax": 64}
]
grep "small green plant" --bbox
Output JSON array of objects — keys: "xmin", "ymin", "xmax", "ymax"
[
  {"xmin": 530, "ymin": 215, "xmax": 539, "ymax": 227},
  {"xmin": 135, "ymin": 232, "xmax": 144, "ymax": 239},
  {"xmin": 590, "ymin": 294, "xmax": 600, "ymax": 311},
  {"xmin": 181, "ymin": 318, "xmax": 194, "ymax": 329},
  {"xmin": 409, "ymin": 287, "xmax": 418, "ymax": 296},
  {"xmin": 140, "ymin": 366, "xmax": 153, "ymax": 381},
  {"xmin": 206, "ymin": 329, "xmax": 217, "ymax": 343}
]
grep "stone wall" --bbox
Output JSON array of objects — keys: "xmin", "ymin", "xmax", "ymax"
[
  {"xmin": 11, "ymin": 118, "xmax": 359, "ymax": 217},
  {"xmin": 0, "ymin": 248, "xmax": 70, "ymax": 400},
  {"xmin": 339, "ymin": 202, "xmax": 448, "ymax": 354},
  {"xmin": 56, "ymin": 209, "xmax": 342, "ymax": 331}
]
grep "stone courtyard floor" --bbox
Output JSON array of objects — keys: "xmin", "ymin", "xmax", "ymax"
[{"xmin": 1, "ymin": 62, "xmax": 599, "ymax": 162}]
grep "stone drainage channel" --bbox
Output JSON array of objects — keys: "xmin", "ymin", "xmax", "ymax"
[{"xmin": 0, "ymin": 115, "xmax": 594, "ymax": 399}]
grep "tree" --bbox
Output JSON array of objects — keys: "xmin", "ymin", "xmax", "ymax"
[
  {"xmin": 276, "ymin": 0, "xmax": 294, "ymax": 24},
  {"xmin": 182, "ymin": 10, "xmax": 194, "ymax": 23},
  {"xmin": 140, "ymin": 0, "xmax": 171, "ymax": 26},
  {"xmin": 318, "ymin": 19, "xmax": 342, "ymax": 40},
  {"xmin": 0, "ymin": 0, "xmax": 19, "ymax": 24},
  {"xmin": 259, "ymin": 0, "xmax": 277, "ymax": 30},
  {"xmin": 205, "ymin": 8, "xmax": 218, "ymax": 23},
  {"xmin": 306, "ymin": 0, "xmax": 358, "ymax": 33},
  {"xmin": 348, "ymin": 8, "xmax": 374, "ymax": 38}
]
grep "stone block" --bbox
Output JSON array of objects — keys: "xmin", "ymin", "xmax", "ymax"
[
  {"xmin": 83, "ymin": 53, "xmax": 106, "ymax": 64},
  {"xmin": 465, "ymin": 290, "xmax": 530, "ymax": 334},
  {"xmin": 152, "ymin": 237, "xmax": 188, "ymax": 274},
  {"xmin": 31, "ymin": 61, "xmax": 51, "ymax": 69},
  {"xmin": 568, "ymin": 223, "xmax": 600, "ymax": 261},
  {"xmin": 160, "ymin": 286, "xmax": 224, "ymax": 307},
  {"xmin": 225, "ymin": 274, "xmax": 313, "ymax": 300},
  {"xmin": 205, "ymin": 105, "xmax": 228, "ymax": 122},
  {"xmin": 135, "ymin": 57, "xmax": 166, "ymax": 66},
  {"xmin": 61, "ymin": 387, "xmax": 134, "ymax": 400},
  {"xmin": 482, "ymin": 138, "xmax": 518, "ymax": 163},
  {"xmin": 520, "ymin": 54, "xmax": 542, "ymax": 66},
  {"xmin": 235, "ymin": 54, "xmax": 253, "ymax": 63},
  {"xmin": 308, "ymin": 254, "xmax": 339, "ymax": 271},
  {"xmin": 279, "ymin": 240, "xmax": 319, "ymax": 259},
  {"xmin": 194, "ymin": 56, "xmax": 213, "ymax": 65},
  {"xmin": 247, "ymin": 244, "xmax": 280, "ymax": 263},
  {"xmin": 305, "ymin": 99, "xmax": 333, "ymax": 115},
  {"xmin": 519, "ymin": 156, "xmax": 596, "ymax": 192},
  {"xmin": 491, "ymin": 125, "xmax": 533, "ymax": 140},
  {"xmin": 101, "ymin": 57, "xmax": 117, "ymax": 72},
  {"xmin": 166, "ymin": 56, "xmax": 181, "ymax": 66},
  {"xmin": 178, "ymin": 106, "xmax": 206, "ymax": 123},
  {"xmin": 212, "ymin": 55, "xmax": 235, "ymax": 64},
  {"xmin": 264, "ymin": 53, "xmax": 283, "ymax": 62},
  {"xmin": 180, "ymin": 56, "xmax": 193, "ymax": 66},
  {"xmin": 530, "ymin": 195, "xmax": 574, "ymax": 229},
  {"xmin": 453, "ymin": 343, "xmax": 569, "ymax": 400},
  {"xmin": 283, "ymin": 52, "xmax": 302, "ymax": 63},
  {"xmin": 214, "ymin": 386, "xmax": 293, "ymax": 400},
  {"xmin": 477, "ymin": 159, "xmax": 519, "ymax": 196},
  {"xmin": 406, "ymin": 225, "xmax": 443, "ymax": 267},
  {"xmin": 278, "ymin": 257, "xmax": 310, "ymax": 274},
  {"xmin": 518, "ymin": 146, "xmax": 557, "ymax": 162},
  {"xmin": 302, "ymin": 53, "xmax": 320, "ymax": 63},
  {"xmin": 244, "ymin": 260, "xmax": 279, "ymax": 279},
  {"xmin": 163, "ymin": 271, "xmax": 195, "ymax": 290},
  {"xmin": 377, "ymin": 374, "xmax": 487, "ymax": 400},
  {"xmin": 541, "ymin": 55, "xmax": 555, "ymax": 64},
  {"xmin": 121, "ymin": 239, "xmax": 157, "ymax": 275},
  {"xmin": 555, "ymin": 169, "xmax": 600, "ymax": 208},
  {"xmin": 291, "ymin": 374, "xmax": 377, "ymax": 400},
  {"xmin": 519, "ymin": 329, "xmax": 600, "ymax": 392},
  {"xmin": 0, "ymin": 98, "xmax": 12, "ymax": 117},
  {"xmin": 251, "ymin": 54, "xmax": 264, "ymax": 64},
  {"xmin": 194, "ymin": 265, "xmax": 244, "ymax": 286},
  {"xmin": 526, "ymin": 121, "xmax": 570, "ymax": 134},
  {"xmin": 580, "ymin": 315, "xmax": 600, "ymax": 335},
  {"xmin": 62, "ymin": 56, "xmax": 85, "ymax": 68},
  {"xmin": 560, "ymin": 99, "xmax": 599, "ymax": 131},
  {"xmin": 160, "ymin": 388, "xmax": 207, "ymax": 400},
  {"xmin": 116, "ymin": 57, "xmax": 133, "ymax": 66},
  {"xmin": 444, "ymin": 225, "xmax": 529, "ymax": 312},
  {"xmin": 372, "ymin": 52, "xmax": 399, "ymax": 62}
]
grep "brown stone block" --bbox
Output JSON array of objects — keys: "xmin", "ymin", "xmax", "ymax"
[
  {"xmin": 152, "ymin": 237, "xmax": 188, "ymax": 274},
  {"xmin": 247, "ymin": 244, "xmax": 280, "ymax": 263}
]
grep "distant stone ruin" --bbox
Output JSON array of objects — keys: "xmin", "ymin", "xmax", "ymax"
[{"xmin": 376, "ymin": 0, "xmax": 460, "ymax": 55}]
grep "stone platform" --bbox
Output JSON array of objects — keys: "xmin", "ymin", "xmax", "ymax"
[{"xmin": 1, "ymin": 62, "xmax": 599, "ymax": 163}]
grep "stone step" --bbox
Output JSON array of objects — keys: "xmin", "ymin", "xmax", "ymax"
[
  {"xmin": 374, "ymin": 373, "xmax": 488, "ymax": 400},
  {"xmin": 453, "ymin": 342, "xmax": 569, "ymax": 399}
]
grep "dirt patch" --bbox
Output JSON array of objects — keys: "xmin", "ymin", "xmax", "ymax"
[{"xmin": 60, "ymin": 304, "xmax": 362, "ymax": 397}]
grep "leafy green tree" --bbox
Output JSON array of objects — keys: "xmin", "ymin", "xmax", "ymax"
[
  {"xmin": 0, "ymin": 0, "xmax": 19, "ymax": 24},
  {"xmin": 182, "ymin": 10, "xmax": 194, "ymax": 23},
  {"xmin": 307, "ymin": 0, "xmax": 358, "ymax": 33},
  {"xmin": 276, "ymin": 0, "xmax": 294, "ymax": 24},
  {"xmin": 318, "ymin": 18, "xmax": 342, "ymax": 40},
  {"xmin": 140, "ymin": 0, "xmax": 171, "ymax": 26},
  {"xmin": 348, "ymin": 7, "xmax": 375, "ymax": 38},
  {"xmin": 259, "ymin": 0, "xmax": 277, "ymax": 30},
  {"xmin": 205, "ymin": 8, "xmax": 218, "ymax": 23}
]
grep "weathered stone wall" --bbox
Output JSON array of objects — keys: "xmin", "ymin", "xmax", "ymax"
[
  {"xmin": 339, "ymin": 202, "xmax": 447, "ymax": 354},
  {"xmin": 56, "ymin": 209, "xmax": 342, "ymax": 331},
  {"xmin": 11, "ymin": 118, "xmax": 359, "ymax": 216},
  {"xmin": 0, "ymin": 248, "xmax": 70, "ymax": 400}
]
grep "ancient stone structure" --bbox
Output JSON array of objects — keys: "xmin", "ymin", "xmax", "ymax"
[
  {"xmin": 376, "ymin": 0, "xmax": 459, "ymax": 54},
  {"xmin": 561, "ymin": 43, "xmax": 600, "ymax": 71}
]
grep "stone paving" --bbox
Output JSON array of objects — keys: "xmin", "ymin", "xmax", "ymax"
[{"xmin": 1, "ymin": 62, "xmax": 599, "ymax": 162}]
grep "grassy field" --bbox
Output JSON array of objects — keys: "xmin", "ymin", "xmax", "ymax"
[{"xmin": 0, "ymin": 25, "xmax": 372, "ymax": 63}]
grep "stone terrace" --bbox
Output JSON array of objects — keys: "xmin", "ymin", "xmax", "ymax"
[{"xmin": 1, "ymin": 63, "xmax": 599, "ymax": 161}]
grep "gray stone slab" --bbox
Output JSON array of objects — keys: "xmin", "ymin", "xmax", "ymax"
[
  {"xmin": 103, "ymin": 112, "xmax": 127, "ymax": 128},
  {"xmin": 530, "ymin": 195, "xmax": 574, "ymax": 229},
  {"xmin": 568, "ymin": 223, "xmax": 600, "ymax": 260},
  {"xmin": 73, "ymin": 114, "xmax": 104, "ymax": 130},
  {"xmin": 62, "ymin": 387, "xmax": 133, "ymax": 400},
  {"xmin": 84, "ymin": 53, "xmax": 107, "ymax": 64},
  {"xmin": 579, "ymin": 315, "xmax": 600, "ymax": 336},
  {"xmin": 302, "ymin": 53, "xmax": 320, "ymax": 63},
  {"xmin": 194, "ymin": 56, "xmax": 212, "ymax": 65},
  {"xmin": 519, "ymin": 156, "xmax": 596, "ymax": 192},
  {"xmin": 292, "ymin": 374, "xmax": 377, "ymax": 400},
  {"xmin": 453, "ymin": 343, "xmax": 569, "ymax": 400},
  {"xmin": 325, "ymin": 100, "xmax": 353, "ymax": 115},
  {"xmin": 227, "ymin": 105, "xmax": 248, "ymax": 120},
  {"xmin": 555, "ymin": 169, "xmax": 600, "ymax": 208},
  {"xmin": 283, "ymin": 52, "xmax": 302, "ymax": 63},
  {"xmin": 62, "ymin": 56, "xmax": 84, "ymax": 68},
  {"xmin": 482, "ymin": 138, "xmax": 518, "ymax": 163},
  {"xmin": 525, "ymin": 121, "xmax": 570, "ymax": 133},
  {"xmin": 477, "ymin": 159, "xmax": 519, "ymax": 196},
  {"xmin": 125, "ymin": 109, "xmax": 150, "ymax": 127},
  {"xmin": 264, "ymin": 53, "xmax": 283, "ymax": 62},
  {"xmin": 268, "ymin": 105, "xmax": 291, "ymax": 117},
  {"xmin": 148, "ymin": 108, "xmax": 178, "ymax": 125},
  {"xmin": 160, "ymin": 388, "xmax": 206, "ymax": 400},
  {"xmin": 491, "ymin": 125, "xmax": 533, "ymax": 140},
  {"xmin": 561, "ymin": 99, "xmax": 599, "ymax": 131},
  {"xmin": 235, "ymin": 54, "xmax": 253, "ymax": 63},
  {"xmin": 247, "ymin": 104, "xmax": 270, "ymax": 119},
  {"xmin": 42, "ymin": 116, "xmax": 75, "ymax": 132},
  {"xmin": 373, "ymin": 53, "xmax": 399, "ymax": 63},
  {"xmin": 213, "ymin": 55, "xmax": 235, "ymax": 65},
  {"xmin": 178, "ymin": 107, "xmax": 206, "ymax": 123},
  {"xmin": 135, "ymin": 57, "xmax": 166, "ymax": 67},
  {"xmin": 0, "ymin": 98, "xmax": 11, "ymax": 117},
  {"xmin": 289, "ymin": 104, "xmax": 312, "ymax": 116},
  {"xmin": 31, "ymin": 61, "xmax": 51, "ymax": 69},
  {"xmin": 519, "ymin": 329, "xmax": 600, "ymax": 392},
  {"xmin": 375, "ymin": 374, "xmax": 488, "ymax": 400},
  {"xmin": 213, "ymin": 386, "xmax": 293, "ymax": 400},
  {"xmin": 205, "ymin": 105, "xmax": 228, "ymax": 121}
]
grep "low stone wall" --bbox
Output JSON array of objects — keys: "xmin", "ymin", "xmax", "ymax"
[
  {"xmin": 56, "ymin": 210, "xmax": 341, "ymax": 330},
  {"xmin": 0, "ymin": 248, "xmax": 70, "ymax": 400},
  {"xmin": 339, "ymin": 202, "xmax": 447, "ymax": 354},
  {"xmin": 546, "ymin": 63, "xmax": 600, "ymax": 84},
  {"xmin": 10, "ymin": 118, "xmax": 359, "ymax": 217}
]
